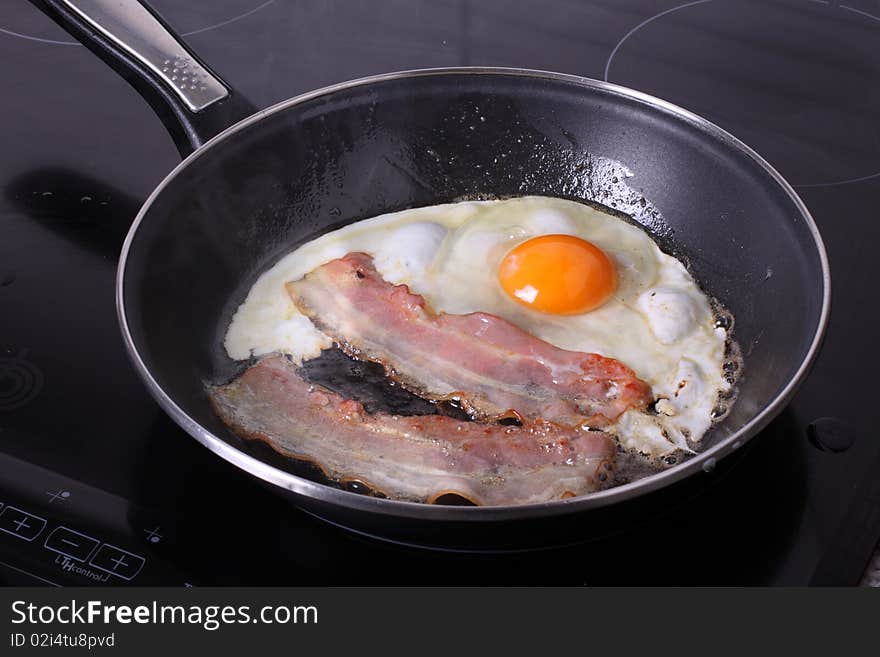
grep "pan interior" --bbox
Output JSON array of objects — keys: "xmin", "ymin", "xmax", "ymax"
[{"xmin": 121, "ymin": 72, "xmax": 826, "ymax": 511}]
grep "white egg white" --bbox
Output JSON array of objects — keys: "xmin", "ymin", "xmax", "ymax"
[{"xmin": 224, "ymin": 196, "xmax": 731, "ymax": 457}]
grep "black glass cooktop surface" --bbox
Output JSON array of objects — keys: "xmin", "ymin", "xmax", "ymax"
[{"xmin": 1, "ymin": 0, "xmax": 878, "ymax": 586}]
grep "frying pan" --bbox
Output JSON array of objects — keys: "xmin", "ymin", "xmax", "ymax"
[{"xmin": 32, "ymin": 0, "xmax": 830, "ymax": 549}]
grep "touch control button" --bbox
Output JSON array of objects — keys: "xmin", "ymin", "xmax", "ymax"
[
  {"xmin": 89, "ymin": 544, "xmax": 145, "ymax": 581},
  {"xmin": 0, "ymin": 506, "xmax": 46, "ymax": 541},
  {"xmin": 807, "ymin": 417, "xmax": 857, "ymax": 453},
  {"xmin": 44, "ymin": 527, "xmax": 100, "ymax": 562}
]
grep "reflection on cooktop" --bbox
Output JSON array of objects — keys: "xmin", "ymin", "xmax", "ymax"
[
  {"xmin": 0, "ymin": 0, "xmax": 277, "ymax": 45},
  {"xmin": 605, "ymin": 0, "xmax": 880, "ymax": 187}
]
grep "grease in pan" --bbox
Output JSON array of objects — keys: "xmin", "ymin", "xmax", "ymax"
[{"xmin": 213, "ymin": 196, "xmax": 740, "ymax": 504}]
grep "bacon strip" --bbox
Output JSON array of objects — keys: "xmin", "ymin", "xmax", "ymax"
[
  {"xmin": 209, "ymin": 356, "xmax": 616, "ymax": 506},
  {"xmin": 287, "ymin": 253, "xmax": 652, "ymax": 427}
]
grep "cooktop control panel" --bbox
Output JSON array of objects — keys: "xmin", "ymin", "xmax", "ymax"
[{"xmin": 0, "ymin": 453, "xmax": 190, "ymax": 586}]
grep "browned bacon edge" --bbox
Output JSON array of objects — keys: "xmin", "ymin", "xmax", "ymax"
[
  {"xmin": 287, "ymin": 253, "xmax": 653, "ymax": 428},
  {"xmin": 208, "ymin": 355, "xmax": 617, "ymax": 506}
]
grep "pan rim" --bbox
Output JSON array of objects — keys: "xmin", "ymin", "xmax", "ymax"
[{"xmin": 116, "ymin": 66, "xmax": 831, "ymax": 522}]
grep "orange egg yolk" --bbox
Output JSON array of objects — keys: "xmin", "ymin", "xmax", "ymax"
[{"xmin": 498, "ymin": 234, "xmax": 617, "ymax": 314}]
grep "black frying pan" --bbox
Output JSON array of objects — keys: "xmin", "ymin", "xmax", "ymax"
[{"xmin": 32, "ymin": 0, "xmax": 829, "ymax": 549}]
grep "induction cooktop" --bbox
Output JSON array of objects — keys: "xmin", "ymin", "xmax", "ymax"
[{"xmin": 1, "ymin": 0, "xmax": 879, "ymax": 586}]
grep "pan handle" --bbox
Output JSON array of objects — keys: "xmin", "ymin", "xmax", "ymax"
[{"xmin": 29, "ymin": 0, "xmax": 256, "ymax": 157}]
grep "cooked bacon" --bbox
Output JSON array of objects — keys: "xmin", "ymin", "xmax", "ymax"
[
  {"xmin": 209, "ymin": 355, "xmax": 616, "ymax": 505},
  {"xmin": 287, "ymin": 253, "xmax": 652, "ymax": 427}
]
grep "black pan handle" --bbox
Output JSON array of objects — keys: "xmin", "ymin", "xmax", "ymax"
[{"xmin": 29, "ymin": 0, "xmax": 256, "ymax": 157}]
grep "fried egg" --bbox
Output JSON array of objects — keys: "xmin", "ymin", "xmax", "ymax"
[{"xmin": 224, "ymin": 197, "xmax": 733, "ymax": 457}]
